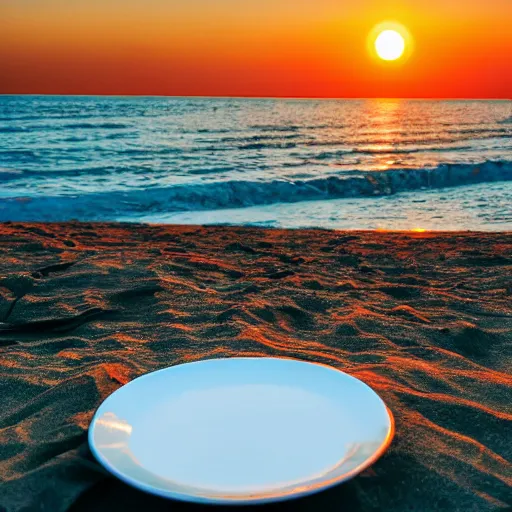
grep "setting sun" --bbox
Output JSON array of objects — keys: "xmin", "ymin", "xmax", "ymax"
[
  {"xmin": 375, "ymin": 30, "xmax": 405, "ymax": 61},
  {"xmin": 367, "ymin": 22, "xmax": 413, "ymax": 66}
]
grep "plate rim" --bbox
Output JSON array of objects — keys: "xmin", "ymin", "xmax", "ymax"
[{"xmin": 88, "ymin": 356, "xmax": 395, "ymax": 505}]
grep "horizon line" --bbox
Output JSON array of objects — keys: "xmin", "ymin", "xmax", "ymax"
[{"xmin": 0, "ymin": 93, "xmax": 510, "ymax": 101}]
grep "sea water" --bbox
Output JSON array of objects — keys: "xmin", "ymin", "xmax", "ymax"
[{"xmin": 1, "ymin": 96, "xmax": 510, "ymax": 230}]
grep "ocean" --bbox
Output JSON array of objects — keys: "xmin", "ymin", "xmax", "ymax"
[{"xmin": 1, "ymin": 95, "xmax": 511, "ymax": 230}]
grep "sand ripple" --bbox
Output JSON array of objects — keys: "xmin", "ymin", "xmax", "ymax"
[{"xmin": 0, "ymin": 223, "xmax": 510, "ymax": 511}]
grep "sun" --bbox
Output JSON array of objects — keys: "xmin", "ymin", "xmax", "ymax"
[
  {"xmin": 368, "ymin": 22, "xmax": 412, "ymax": 64},
  {"xmin": 375, "ymin": 30, "xmax": 405, "ymax": 61}
]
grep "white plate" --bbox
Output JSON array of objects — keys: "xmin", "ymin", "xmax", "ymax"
[{"xmin": 89, "ymin": 357, "xmax": 394, "ymax": 504}]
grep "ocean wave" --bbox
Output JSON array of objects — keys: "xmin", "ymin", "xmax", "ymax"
[
  {"xmin": 0, "ymin": 149, "xmax": 40, "ymax": 162},
  {"xmin": 0, "ymin": 168, "xmax": 24, "ymax": 180},
  {"xmin": 0, "ymin": 121, "xmax": 132, "ymax": 133},
  {"xmin": 121, "ymin": 147, "xmax": 184, "ymax": 156},
  {"xmin": 196, "ymin": 130, "xmax": 510, "ymax": 153},
  {"xmin": 0, "ymin": 165, "xmax": 124, "ymax": 181},
  {"xmin": 0, "ymin": 126, "xmax": 28, "ymax": 133},
  {"xmin": 237, "ymin": 142, "xmax": 297, "ymax": 150},
  {"xmin": 1, "ymin": 160, "xmax": 510, "ymax": 222},
  {"xmin": 250, "ymin": 125, "xmax": 302, "ymax": 132},
  {"xmin": 304, "ymin": 134, "xmax": 511, "ymax": 149},
  {"xmin": 103, "ymin": 132, "xmax": 137, "ymax": 140},
  {"xmin": 188, "ymin": 166, "xmax": 236, "ymax": 175},
  {"xmin": 218, "ymin": 134, "xmax": 301, "ymax": 143},
  {"xmin": 62, "ymin": 122, "xmax": 130, "ymax": 130}
]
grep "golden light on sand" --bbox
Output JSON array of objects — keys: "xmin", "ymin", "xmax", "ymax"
[
  {"xmin": 368, "ymin": 22, "xmax": 413, "ymax": 64},
  {"xmin": 375, "ymin": 30, "xmax": 405, "ymax": 61}
]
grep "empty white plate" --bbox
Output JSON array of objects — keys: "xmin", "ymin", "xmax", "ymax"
[{"xmin": 89, "ymin": 357, "xmax": 394, "ymax": 504}]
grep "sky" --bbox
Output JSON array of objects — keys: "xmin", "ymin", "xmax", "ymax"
[{"xmin": 1, "ymin": 0, "xmax": 511, "ymax": 98}]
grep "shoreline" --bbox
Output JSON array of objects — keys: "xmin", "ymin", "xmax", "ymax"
[
  {"xmin": 3, "ymin": 166, "xmax": 511, "ymax": 229},
  {"xmin": 0, "ymin": 222, "xmax": 511, "ymax": 511}
]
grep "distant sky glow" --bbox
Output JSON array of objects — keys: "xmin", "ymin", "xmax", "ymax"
[{"xmin": 1, "ymin": 0, "xmax": 511, "ymax": 97}]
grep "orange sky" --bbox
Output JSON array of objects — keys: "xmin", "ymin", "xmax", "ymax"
[{"xmin": 1, "ymin": 0, "xmax": 511, "ymax": 98}]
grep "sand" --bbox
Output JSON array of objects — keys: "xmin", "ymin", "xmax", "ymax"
[{"xmin": 0, "ymin": 222, "xmax": 510, "ymax": 511}]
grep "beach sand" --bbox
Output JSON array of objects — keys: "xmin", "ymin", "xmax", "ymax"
[{"xmin": 0, "ymin": 222, "xmax": 510, "ymax": 511}]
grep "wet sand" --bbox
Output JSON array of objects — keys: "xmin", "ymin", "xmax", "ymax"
[{"xmin": 0, "ymin": 222, "xmax": 511, "ymax": 511}]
